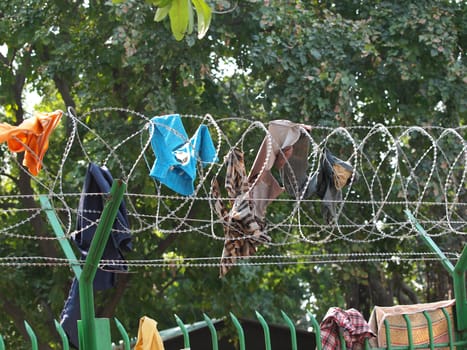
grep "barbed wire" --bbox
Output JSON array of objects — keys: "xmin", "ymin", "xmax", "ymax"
[
  {"xmin": 0, "ymin": 251, "xmax": 459, "ymax": 268},
  {"xmin": 0, "ymin": 107, "xmax": 465, "ymax": 267}
]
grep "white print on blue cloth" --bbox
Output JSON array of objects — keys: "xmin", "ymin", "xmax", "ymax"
[{"xmin": 149, "ymin": 114, "xmax": 217, "ymax": 196}]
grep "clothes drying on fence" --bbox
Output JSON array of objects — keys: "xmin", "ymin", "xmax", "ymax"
[
  {"xmin": 320, "ymin": 307, "xmax": 375, "ymax": 350},
  {"xmin": 134, "ymin": 316, "xmax": 165, "ymax": 350},
  {"xmin": 368, "ymin": 299, "xmax": 456, "ymax": 348},
  {"xmin": 305, "ymin": 148, "xmax": 358, "ymax": 223},
  {"xmin": 248, "ymin": 120, "xmax": 311, "ymax": 219},
  {"xmin": 212, "ymin": 147, "xmax": 271, "ymax": 277},
  {"xmin": 0, "ymin": 110, "xmax": 62, "ymax": 176},
  {"xmin": 60, "ymin": 162, "xmax": 133, "ymax": 348},
  {"xmin": 149, "ymin": 114, "xmax": 217, "ymax": 196},
  {"xmin": 279, "ymin": 130, "xmax": 312, "ymax": 198}
]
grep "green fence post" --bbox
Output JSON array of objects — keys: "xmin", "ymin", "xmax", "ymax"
[
  {"xmin": 453, "ymin": 244, "xmax": 467, "ymax": 333},
  {"xmin": 338, "ymin": 328, "xmax": 346, "ymax": 350},
  {"xmin": 114, "ymin": 318, "xmax": 131, "ymax": 350},
  {"xmin": 39, "ymin": 195, "xmax": 82, "ymax": 279},
  {"xmin": 174, "ymin": 314, "xmax": 190, "ymax": 349},
  {"xmin": 281, "ymin": 311, "xmax": 298, "ymax": 350},
  {"xmin": 0, "ymin": 334, "xmax": 4, "ymax": 350},
  {"xmin": 383, "ymin": 319, "xmax": 393, "ymax": 350},
  {"xmin": 203, "ymin": 313, "xmax": 219, "ymax": 350},
  {"xmin": 78, "ymin": 179, "xmax": 126, "ymax": 350},
  {"xmin": 306, "ymin": 312, "xmax": 322, "ymax": 350},
  {"xmin": 54, "ymin": 319, "xmax": 70, "ymax": 350},
  {"xmin": 422, "ymin": 311, "xmax": 435, "ymax": 350},
  {"xmin": 230, "ymin": 313, "xmax": 246, "ymax": 350},
  {"xmin": 255, "ymin": 311, "xmax": 272, "ymax": 350},
  {"xmin": 404, "ymin": 210, "xmax": 454, "ymax": 274},
  {"xmin": 441, "ymin": 308, "xmax": 455, "ymax": 350},
  {"xmin": 405, "ymin": 210, "xmax": 467, "ymax": 343},
  {"xmin": 402, "ymin": 314, "xmax": 414, "ymax": 350},
  {"xmin": 24, "ymin": 321, "xmax": 38, "ymax": 350}
]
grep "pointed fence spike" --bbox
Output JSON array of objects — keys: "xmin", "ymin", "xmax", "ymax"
[
  {"xmin": 255, "ymin": 311, "xmax": 271, "ymax": 350},
  {"xmin": 24, "ymin": 321, "xmax": 38, "ymax": 350},
  {"xmin": 203, "ymin": 313, "xmax": 219, "ymax": 350},
  {"xmin": 306, "ymin": 311, "xmax": 322, "ymax": 350},
  {"xmin": 281, "ymin": 310, "xmax": 298, "ymax": 350},
  {"xmin": 229, "ymin": 312, "xmax": 246, "ymax": 350},
  {"xmin": 174, "ymin": 314, "xmax": 190, "ymax": 349},
  {"xmin": 54, "ymin": 320, "xmax": 70, "ymax": 350},
  {"xmin": 114, "ymin": 318, "xmax": 131, "ymax": 350}
]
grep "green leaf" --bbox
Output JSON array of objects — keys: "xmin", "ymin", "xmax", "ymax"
[
  {"xmin": 169, "ymin": 0, "xmax": 189, "ymax": 40},
  {"xmin": 187, "ymin": 0, "xmax": 194, "ymax": 35},
  {"xmin": 192, "ymin": 0, "xmax": 212, "ymax": 39},
  {"xmin": 154, "ymin": 4, "xmax": 171, "ymax": 22},
  {"xmin": 310, "ymin": 48, "xmax": 321, "ymax": 60},
  {"xmin": 148, "ymin": 0, "xmax": 173, "ymax": 6}
]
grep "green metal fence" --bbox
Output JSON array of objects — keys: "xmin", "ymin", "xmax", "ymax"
[
  {"xmin": 1, "ymin": 181, "xmax": 466, "ymax": 350},
  {"xmin": 1, "ymin": 306, "xmax": 467, "ymax": 350}
]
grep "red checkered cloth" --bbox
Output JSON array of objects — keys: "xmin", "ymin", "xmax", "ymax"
[{"xmin": 320, "ymin": 307, "xmax": 375, "ymax": 349}]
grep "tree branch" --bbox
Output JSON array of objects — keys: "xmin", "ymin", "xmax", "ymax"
[
  {"xmin": 99, "ymin": 273, "xmax": 131, "ymax": 317},
  {"xmin": 53, "ymin": 75, "xmax": 76, "ymax": 136},
  {"xmin": 0, "ymin": 51, "xmax": 9, "ymax": 69}
]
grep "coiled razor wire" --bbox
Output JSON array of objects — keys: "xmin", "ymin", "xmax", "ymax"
[{"xmin": 0, "ymin": 107, "xmax": 465, "ymax": 267}]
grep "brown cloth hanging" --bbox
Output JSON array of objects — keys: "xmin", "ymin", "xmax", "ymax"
[{"xmin": 211, "ymin": 147, "xmax": 270, "ymax": 277}]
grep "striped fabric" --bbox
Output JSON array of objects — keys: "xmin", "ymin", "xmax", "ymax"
[{"xmin": 212, "ymin": 147, "xmax": 271, "ymax": 277}]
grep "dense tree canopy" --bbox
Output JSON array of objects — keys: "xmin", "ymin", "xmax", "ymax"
[{"xmin": 0, "ymin": 1, "xmax": 465, "ymax": 349}]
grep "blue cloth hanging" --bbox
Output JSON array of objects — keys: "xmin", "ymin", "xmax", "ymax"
[
  {"xmin": 60, "ymin": 162, "xmax": 132, "ymax": 348},
  {"xmin": 149, "ymin": 114, "xmax": 217, "ymax": 196}
]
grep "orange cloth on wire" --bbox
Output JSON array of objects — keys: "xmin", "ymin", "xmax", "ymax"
[
  {"xmin": 0, "ymin": 110, "xmax": 62, "ymax": 176},
  {"xmin": 134, "ymin": 316, "xmax": 165, "ymax": 350}
]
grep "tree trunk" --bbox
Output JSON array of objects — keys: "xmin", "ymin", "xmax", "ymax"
[{"xmin": 54, "ymin": 75, "xmax": 76, "ymax": 136}]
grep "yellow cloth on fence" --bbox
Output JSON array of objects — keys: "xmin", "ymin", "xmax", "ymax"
[
  {"xmin": 0, "ymin": 110, "xmax": 62, "ymax": 176},
  {"xmin": 368, "ymin": 299, "xmax": 456, "ymax": 349},
  {"xmin": 134, "ymin": 316, "xmax": 165, "ymax": 350}
]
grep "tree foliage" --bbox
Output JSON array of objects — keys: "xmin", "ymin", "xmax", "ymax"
[{"xmin": 0, "ymin": 1, "xmax": 465, "ymax": 348}]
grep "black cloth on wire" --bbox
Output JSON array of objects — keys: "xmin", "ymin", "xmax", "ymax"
[
  {"xmin": 281, "ymin": 147, "xmax": 357, "ymax": 223},
  {"xmin": 60, "ymin": 162, "xmax": 132, "ymax": 348}
]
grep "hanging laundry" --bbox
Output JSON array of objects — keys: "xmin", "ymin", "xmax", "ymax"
[
  {"xmin": 305, "ymin": 148, "xmax": 358, "ymax": 223},
  {"xmin": 0, "ymin": 110, "xmax": 62, "ymax": 176},
  {"xmin": 60, "ymin": 163, "xmax": 132, "ymax": 348},
  {"xmin": 149, "ymin": 114, "xmax": 217, "ymax": 196},
  {"xmin": 248, "ymin": 120, "xmax": 312, "ymax": 220},
  {"xmin": 368, "ymin": 299, "xmax": 455, "ymax": 348},
  {"xmin": 134, "ymin": 316, "xmax": 165, "ymax": 350},
  {"xmin": 279, "ymin": 131, "xmax": 312, "ymax": 198},
  {"xmin": 320, "ymin": 307, "xmax": 375, "ymax": 350},
  {"xmin": 212, "ymin": 148, "xmax": 271, "ymax": 277}
]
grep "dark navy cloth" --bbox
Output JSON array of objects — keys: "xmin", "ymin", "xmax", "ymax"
[{"xmin": 60, "ymin": 163, "xmax": 132, "ymax": 348}]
